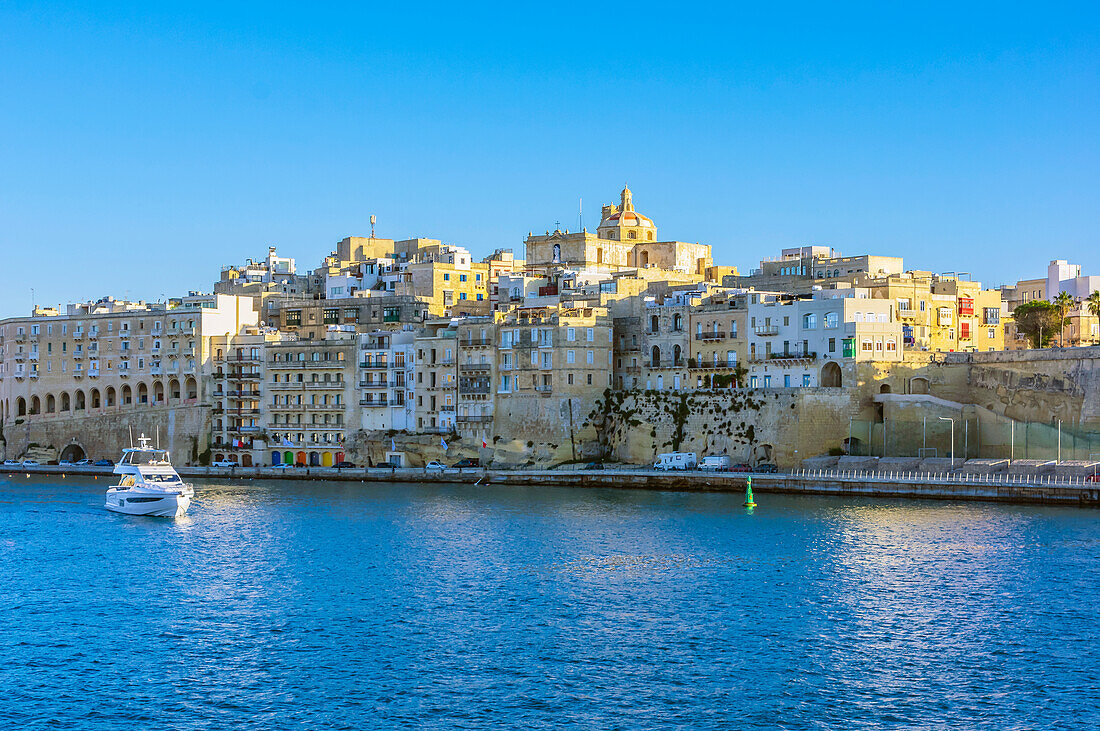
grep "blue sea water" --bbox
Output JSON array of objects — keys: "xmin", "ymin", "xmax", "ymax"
[{"xmin": 0, "ymin": 475, "xmax": 1097, "ymax": 730}]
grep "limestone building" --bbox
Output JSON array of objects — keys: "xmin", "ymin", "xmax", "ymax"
[
  {"xmin": 524, "ymin": 186, "xmax": 713, "ymax": 277},
  {"xmin": 0, "ymin": 294, "xmax": 257, "ymax": 462}
]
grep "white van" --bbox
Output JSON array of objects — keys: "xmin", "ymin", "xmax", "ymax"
[
  {"xmin": 699, "ymin": 455, "xmax": 732, "ymax": 471},
  {"xmin": 653, "ymin": 452, "xmax": 697, "ymax": 470}
]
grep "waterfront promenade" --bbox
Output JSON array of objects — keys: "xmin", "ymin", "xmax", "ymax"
[{"xmin": 10, "ymin": 463, "xmax": 1099, "ymax": 506}]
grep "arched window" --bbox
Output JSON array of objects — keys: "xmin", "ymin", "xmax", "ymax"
[
  {"xmin": 673, "ymin": 344, "xmax": 682, "ymax": 366},
  {"xmin": 628, "ymin": 231, "xmax": 636, "ymax": 239},
  {"xmin": 647, "ymin": 232, "xmax": 654, "ymax": 241},
  {"xmin": 650, "ymin": 315, "xmax": 659, "ymax": 334},
  {"xmin": 651, "ymin": 345, "xmax": 661, "ymax": 368}
]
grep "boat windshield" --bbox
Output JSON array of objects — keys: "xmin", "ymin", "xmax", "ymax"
[
  {"xmin": 122, "ymin": 449, "xmax": 170, "ymax": 466},
  {"xmin": 143, "ymin": 473, "xmax": 182, "ymax": 483}
]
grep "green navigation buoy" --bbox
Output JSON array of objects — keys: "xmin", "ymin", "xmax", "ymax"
[{"xmin": 743, "ymin": 476, "xmax": 756, "ymax": 508}]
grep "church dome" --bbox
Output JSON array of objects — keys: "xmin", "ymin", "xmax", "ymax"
[{"xmin": 597, "ymin": 185, "xmax": 657, "ymax": 235}]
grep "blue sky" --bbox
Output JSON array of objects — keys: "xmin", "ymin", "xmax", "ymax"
[{"xmin": 1, "ymin": 2, "xmax": 1097, "ymax": 317}]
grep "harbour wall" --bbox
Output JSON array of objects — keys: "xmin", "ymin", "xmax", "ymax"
[{"xmin": 8, "ymin": 464, "xmax": 1097, "ymax": 507}]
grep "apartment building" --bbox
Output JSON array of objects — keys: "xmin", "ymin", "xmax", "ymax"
[
  {"xmin": 209, "ymin": 329, "xmax": 283, "ymax": 466},
  {"xmin": 495, "ymin": 304, "xmax": 613, "ymax": 402},
  {"xmin": 858, "ymin": 272, "xmax": 1003, "ymax": 352},
  {"xmin": 745, "ymin": 289, "xmax": 903, "ymax": 389},
  {"xmin": 358, "ymin": 330, "xmax": 415, "ymax": 432},
  {"xmin": 267, "ymin": 294, "xmax": 429, "ymax": 339},
  {"xmin": 687, "ymin": 296, "xmax": 749, "ymax": 388},
  {"xmin": 455, "ymin": 317, "xmax": 495, "ymax": 444},
  {"xmin": 263, "ymin": 332, "xmax": 356, "ymax": 467},
  {"xmin": 413, "ymin": 320, "xmax": 458, "ymax": 433},
  {"xmin": 640, "ymin": 294, "xmax": 694, "ymax": 391},
  {"xmin": 0, "ymin": 295, "xmax": 256, "ymax": 443}
]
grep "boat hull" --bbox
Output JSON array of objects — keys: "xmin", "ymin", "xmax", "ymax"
[{"xmin": 105, "ymin": 493, "xmax": 190, "ymax": 518}]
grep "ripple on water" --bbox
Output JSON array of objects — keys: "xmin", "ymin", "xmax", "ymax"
[{"xmin": 0, "ymin": 477, "xmax": 1097, "ymax": 729}]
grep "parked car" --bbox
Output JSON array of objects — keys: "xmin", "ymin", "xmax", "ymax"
[
  {"xmin": 21, "ymin": 459, "xmax": 39, "ymax": 466},
  {"xmin": 699, "ymin": 455, "xmax": 732, "ymax": 472},
  {"xmin": 583, "ymin": 461, "xmax": 604, "ymax": 470},
  {"xmin": 211, "ymin": 460, "xmax": 236, "ymax": 468},
  {"xmin": 270, "ymin": 463, "xmax": 293, "ymax": 469},
  {"xmin": 294, "ymin": 461, "xmax": 308, "ymax": 468},
  {"xmin": 755, "ymin": 463, "xmax": 778, "ymax": 474},
  {"xmin": 424, "ymin": 461, "xmax": 447, "ymax": 471},
  {"xmin": 75, "ymin": 459, "xmax": 93, "ymax": 466},
  {"xmin": 94, "ymin": 459, "xmax": 114, "ymax": 466},
  {"xmin": 452, "ymin": 458, "xmax": 480, "ymax": 468},
  {"xmin": 729, "ymin": 463, "xmax": 752, "ymax": 473},
  {"xmin": 59, "ymin": 460, "xmax": 74, "ymax": 467},
  {"xmin": 653, "ymin": 452, "xmax": 697, "ymax": 471},
  {"xmin": 3, "ymin": 460, "xmax": 20, "ymax": 467},
  {"xmin": 334, "ymin": 461, "xmax": 357, "ymax": 469}
]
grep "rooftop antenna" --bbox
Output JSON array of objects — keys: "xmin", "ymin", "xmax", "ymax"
[
  {"xmin": 370, "ymin": 215, "xmax": 377, "ymax": 239},
  {"xmin": 579, "ymin": 197, "xmax": 583, "ymax": 232},
  {"xmin": 31, "ymin": 288, "xmax": 35, "ymax": 310}
]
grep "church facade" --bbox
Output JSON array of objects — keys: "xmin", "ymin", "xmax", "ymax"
[{"xmin": 524, "ymin": 186, "xmax": 713, "ymax": 275}]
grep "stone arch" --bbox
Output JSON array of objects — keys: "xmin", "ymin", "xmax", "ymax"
[
  {"xmin": 185, "ymin": 376, "xmax": 197, "ymax": 400},
  {"xmin": 105, "ymin": 386, "xmax": 116, "ymax": 408},
  {"xmin": 651, "ymin": 345, "xmax": 661, "ymax": 368},
  {"xmin": 214, "ymin": 453, "xmax": 225, "ymax": 462},
  {"xmin": 309, "ymin": 451, "xmax": 321, "ymax": 466},
  {"xmin": 169, "ymin": 378, "xmax": 181, "ymax": 402},
  {"xmin": 16, "ymin": 397, "xmax": 27, "ymax": 417},
  {"xmin": 754, "ymin": 444, "xmax": 774, "ymax": 463},
  {"xmin": 552, "ymin": 243, "xmax": 561, "ymax": 263},
  {"xmin": 154, "ymin": 381, "xmax": 165, "ymax": 405},
  {"xmin": 673, "ymin": 313, "xmax": 683, "ymax": 331},
  {"xmin": 121, "ymin": 384, "xmax": 132, "ymax": 405},
  {"xmin": 271, "ymin": 450, "xmax": 283, "ymax": 465},
  {"xmin": 879, "ymin": 384, "xmax": 892, "ymax": 394},
  {"xmin": 59, "ymin": 443, "xmax": 86, "ymax": 462},
  {"xmin": 46, "ymin": 393, "xmax": 56, "ymax": 413},
  {"xmin": 90, "ymin": 388, "xmax": 101, "ymax": 409},
  {"xmin": 74, "ymin": 389, "xmax": 86, "ymax": 411},
  {"xmin": 672, "ymin": 344, "xmax": 682, "ymax": 366},
  {"xmin": 137, "ymin": 382, "xmax": 149, "ymax": 404},
  {"xmin": 30, "ymin": 395, "xmax": 41, "ymax": 415},
  {"xmin": 910, "ymin": 376, "xmax": 930, "ymax": 395},
  {"xmin": 821, "ymin": 362, "xmax": 842, "ymax": 388},
  {"xmin": 60, "ymin": 392, "xmax": 71, "ymax": 411},
  {"xmin": 241, "ymin": 453, "xmax": 253, "ymax": 467},
  {"xmin": 640, "ymin": 251, "xmax": 650, "ymax": 267},
  {"xmin": 650, "ymin": 314, "xmax": 659, "ymax": 333}
]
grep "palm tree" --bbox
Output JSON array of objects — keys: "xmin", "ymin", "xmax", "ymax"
[
  {"xmin": 1087, "ymin": 291, "xmax": 1100, "ymax": 344},
  {"xmin": 1053, "ymin": 291, "xmax": 1076, "ymax": 346}
]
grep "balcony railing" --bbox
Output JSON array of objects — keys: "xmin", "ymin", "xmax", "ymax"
[
  {"xmin": 768, "ymin": 351, "xmax": 818, "ymax": 361},
  {"xmin": 688, "ymin": 359, "xmax": 739, "ymax": 369},
  {"xmin": 359, "ymin": 398, "xmax": 389, "ymax": 407},
  {"xmin": 457, "ymin": 414, "xmax": 493, "ymax": 423},
  {"xmin": 359, "ymin": 361, "xmax": 388, "ymax": 369},
  {"xmin": 359, "ymin": 379, "xmax": 389, "ymax": 388},
  {"xmin": 695, "ymin": 331, "xmax": 727, "ymax": 341},
  {"xmin": 754, "ymin": 326, "xmax": 780, "ymax": 336},
  {"xmin": 459, "ymin": 362, "xmax": 491, "ymax": 372}
]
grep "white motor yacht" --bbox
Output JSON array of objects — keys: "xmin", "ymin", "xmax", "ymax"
[{"xmin": 105, "ymin": 435, "xmax": 193, "ymax": 517}]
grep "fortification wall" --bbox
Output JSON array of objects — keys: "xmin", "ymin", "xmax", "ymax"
[{"xmin": 0, "ymin": 405, "xmax": 211, "ymax": 463}]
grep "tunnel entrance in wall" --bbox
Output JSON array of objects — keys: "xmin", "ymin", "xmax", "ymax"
[{"xmin": 59, "ymin": 444, "xmax": 86, "ymax": 463}]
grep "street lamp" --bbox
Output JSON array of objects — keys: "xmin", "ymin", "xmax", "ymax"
[{"xmin": 939, "ymin": 417, "xmax": 955, "ymax": 466}]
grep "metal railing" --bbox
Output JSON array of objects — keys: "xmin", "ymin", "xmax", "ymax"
[{"xmin": 791, "ymin": 467, "xmax": 1097, "ymax": 487}]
